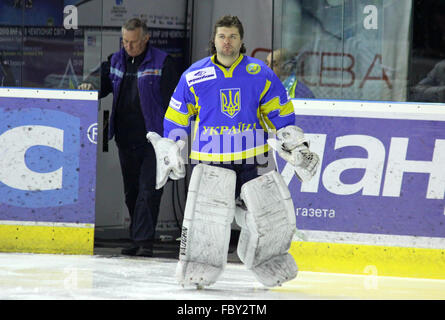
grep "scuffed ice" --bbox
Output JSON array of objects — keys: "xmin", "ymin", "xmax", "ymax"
[
  {"xmin": 0, "ymin": 253, "xmax": 288, "ymax": 300},
  {"xmin": 1, "ymin": 252, "xmax": 445, "ymax": 300}
]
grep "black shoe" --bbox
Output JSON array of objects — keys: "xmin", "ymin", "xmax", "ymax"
[
  {"xmin": 121, "ymin": 245, "xmax": 139, "ymax": 256},
  {"xmin": 135, "ymin": 240, "xmax": 154, "ymax": 257},
  {"xmin": 136, "ymin": 246, "xmax": 153, "ymax": 257}
]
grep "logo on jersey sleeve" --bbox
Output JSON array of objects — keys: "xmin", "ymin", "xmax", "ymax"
[
  {"xmin": 246, "ymin": 63, "xmax": 261, "ymax": 75},
  {"xmin": 220, "ymin": 88, "xmax": 241, "ymax": 118},
  {"xmin": 169, "ymin": 97, "xmax": 182, "ymax": 110}
]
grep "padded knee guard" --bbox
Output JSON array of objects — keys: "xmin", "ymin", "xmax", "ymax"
[
  {"xmin": 176, "ymin": 164, "xmax": 236, "ymax": 287},
  {"xmin": 236, "ymin": 170, "xmax": 298, "ymax": 287}
]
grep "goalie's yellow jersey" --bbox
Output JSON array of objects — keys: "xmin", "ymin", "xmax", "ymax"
[{"xmin": 164, "ymin": 54, "xmax": 295, "ymax": 162}]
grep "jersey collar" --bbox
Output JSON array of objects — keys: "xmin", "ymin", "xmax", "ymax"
[{"xmin": 211, "ymin": 54, "xmax": 244, "ymax": 78}]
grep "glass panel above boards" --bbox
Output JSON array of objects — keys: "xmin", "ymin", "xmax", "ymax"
[{"xmin": 272, "ymin": 0, "xmax": 445, "ymax": 104}]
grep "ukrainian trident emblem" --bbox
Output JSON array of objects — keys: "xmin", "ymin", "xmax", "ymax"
[{"xmin": 220, "ymin": 88, "xmax": 241, "ymax": 118}]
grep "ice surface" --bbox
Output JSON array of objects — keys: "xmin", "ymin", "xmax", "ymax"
[{"xmin": 0, "ymin": 252, "xmax": 444, "ymax": 300}]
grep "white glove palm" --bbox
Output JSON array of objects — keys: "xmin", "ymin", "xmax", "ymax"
[
  {"xmin": 146, "ymin": 132, "xmax": 186, "ymax": 189},
  {"xmin": 267, "ymin": 126, "xmax": 319, "ymax": 182}
]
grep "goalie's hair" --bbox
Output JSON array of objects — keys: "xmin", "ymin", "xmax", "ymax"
[{"xmin": 208, "ymin": 15, "xmax": 247, "ymax": 55}]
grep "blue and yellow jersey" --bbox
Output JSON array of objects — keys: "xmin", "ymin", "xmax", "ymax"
[{"xmin": 164, "ymin": 54, "xmax": 295, "ymax": 162}]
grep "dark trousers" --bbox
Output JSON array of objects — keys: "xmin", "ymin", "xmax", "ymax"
[{"xmin": 118, "ymin": 142, "xmax": 163, "ymax": 245}]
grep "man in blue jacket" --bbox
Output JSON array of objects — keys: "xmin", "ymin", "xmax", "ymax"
[{"xmin": 79, "ymin": 18, "xmax": 179, "ymax": 257}]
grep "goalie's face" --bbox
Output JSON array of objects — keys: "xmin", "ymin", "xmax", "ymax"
[{"xmin": 214, "ymin": 26, "xmax": 243, "ymax": 59}]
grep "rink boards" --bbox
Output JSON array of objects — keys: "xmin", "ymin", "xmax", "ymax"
[
  {"xmin": 0, "ymin": 88, "xmax": 98, "ymax": 255},
  {"xmin": 1, "ymin": 88, "xmax": 444, "ymax": 279},
  {"xmin": 281, "ymin": 99, "xmax": 445, "ymax": 279}
]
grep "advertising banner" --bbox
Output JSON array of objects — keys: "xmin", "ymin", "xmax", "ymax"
[
  {"xmin": 0, "ymin": 88, "xmax": 98, "ymax": 254},
  {"xmin": 277, "ymin": 100, "xmax": 445, "ymax": 249},
  {"xmin": 101, "ymin": 0, "xmax": 187, "ymax": 29},
  {"xmin": 0, "ymin": 0, "xmax": 64, "ymax": 26},
  {"xmin": 0, "ymin": 26, "xmax": 84, "ymax": 89}
]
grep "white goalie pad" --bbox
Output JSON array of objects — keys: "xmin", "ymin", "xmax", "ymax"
[
  {"xmin": 146, "ymin": 132, "xmax": 186, "ymax": 189},
  {"xmin": 267, "ymin": 125, "xmax": 319, "ymax": 182},
  {"xmin": 236, "ymin": 170, "xmax": 298, "ymax": 287},
  {"xmin": 176, "ymin": 164, "xmax": 236, "ymax": 287}
]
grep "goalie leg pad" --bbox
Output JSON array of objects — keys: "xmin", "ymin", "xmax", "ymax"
[
  {"xmin": 249, "ymin": 253, "xmax": 298, "ymax": 287},
  {"xmin": 176, "ymin": 164, "xmax": 236, "ymax": 287},
  {"xmin": 237, "ymin": 170, "xmax": 298, "ymax": 287}
]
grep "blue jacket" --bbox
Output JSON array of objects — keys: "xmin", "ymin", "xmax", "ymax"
[{"xmin": 101, "ymin": 45, "xmax": 168, "ymax": 139}]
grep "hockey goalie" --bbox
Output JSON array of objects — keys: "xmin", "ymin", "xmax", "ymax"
[{"xmin": 146, "ymin": 15, "xmax": 319, "ymax": 289}]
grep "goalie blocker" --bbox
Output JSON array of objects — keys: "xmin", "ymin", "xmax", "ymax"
[{"xmin": 267, "ymin": 125, "xmax": 319, "ymax": 182}]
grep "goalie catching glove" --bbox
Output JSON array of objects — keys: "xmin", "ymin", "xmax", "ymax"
[
  {"xmin": 146, "ymin": 132, "xmax": 186, "ymax": 189},
  {"xmin": 267, "ymin": 125, "xmax": 319, "ymax": 182}
]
